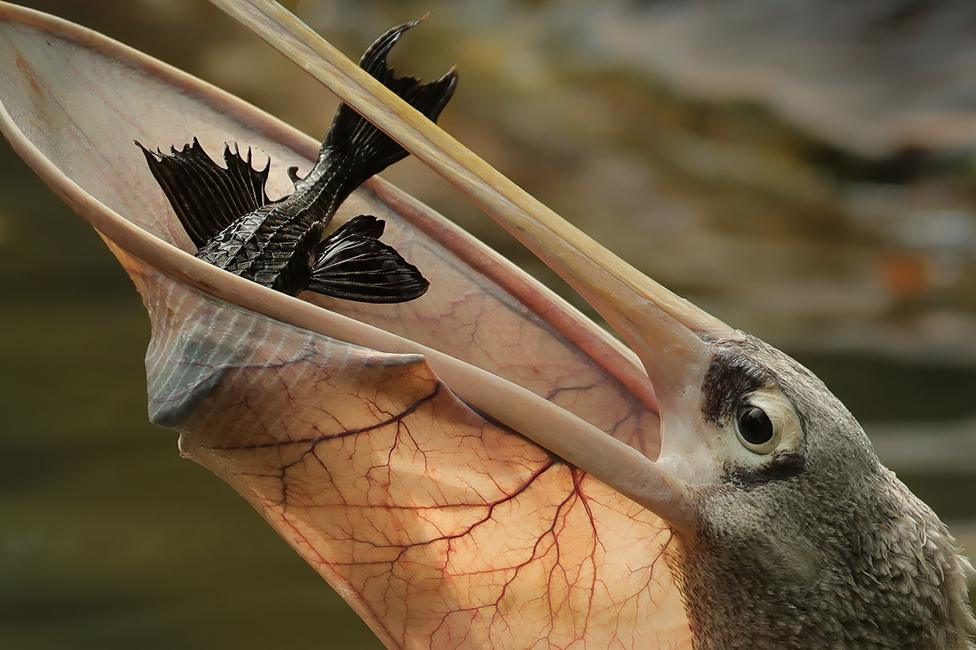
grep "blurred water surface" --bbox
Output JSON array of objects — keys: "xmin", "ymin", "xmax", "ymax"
[{"xmin": 1, "ymin": 1, "xmax": 974, "ymax": 648}]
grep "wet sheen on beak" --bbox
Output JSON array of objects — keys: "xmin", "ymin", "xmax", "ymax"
[{"xmin": 211, "ymin": 0, "xmax": 737, "ymax": 533}]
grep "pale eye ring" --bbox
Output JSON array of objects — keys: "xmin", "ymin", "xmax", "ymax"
[{"xmin": 735, "ymin": 405, "xmax": 778, "ymax": 454}]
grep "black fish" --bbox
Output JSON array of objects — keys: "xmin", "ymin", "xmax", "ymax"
[{"xmin": 137, "ymin": 20, "xmax": 456, "ymax": 303}]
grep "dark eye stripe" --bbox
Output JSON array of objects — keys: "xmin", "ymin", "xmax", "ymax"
[
  {"xmin": 723, "ymin": 452, "xmax": 806, "ymax": 488},
  {"xmin": 700, "ymin": 350, "xmax": 771, "ymax": 424}
]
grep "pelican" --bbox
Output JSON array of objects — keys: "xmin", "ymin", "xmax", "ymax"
[{"xmin": 0, "ymin": 1, "xmax": 973, "ymax": 648}]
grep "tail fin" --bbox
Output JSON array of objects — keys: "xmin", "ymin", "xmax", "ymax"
[{"xmin": 322, "ymin": 19, "xmax": 458, "ymax": 182}]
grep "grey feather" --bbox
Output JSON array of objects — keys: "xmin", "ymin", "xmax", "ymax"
[{"xmin": 672, "ymin": 336, "xmax": 976, "ymax": 649}]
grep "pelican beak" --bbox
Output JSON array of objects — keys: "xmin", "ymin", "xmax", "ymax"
[
  {"xmin": 465, "ymin": 195, "xmax": 740, "ymax": 533},
  {"xmin": 211, "ymin": 0, "xmax": 740, "ymax": 534}
]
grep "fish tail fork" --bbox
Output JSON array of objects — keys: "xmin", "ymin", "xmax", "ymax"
[{"xmin": 320, "ymin": 19, "xmax": 458, "ymax": 184}]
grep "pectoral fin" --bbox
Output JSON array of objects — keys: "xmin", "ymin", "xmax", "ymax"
[
  {"xmin": 308, "ymin": 215, "xmax": 428, "ymax": 303},
  {"xmin": 137, "ymin": 138, "xmax": 272, "ymax": 248}
]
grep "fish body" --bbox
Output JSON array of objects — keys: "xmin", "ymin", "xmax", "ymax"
[{"xmin": 139, "ymin": 20, "xmax": 456, "ymax": 302}]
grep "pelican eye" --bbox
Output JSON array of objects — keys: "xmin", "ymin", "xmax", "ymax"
[{"xmin": 735, "ymin": 405, "xmax": 776, "ymax": 453}]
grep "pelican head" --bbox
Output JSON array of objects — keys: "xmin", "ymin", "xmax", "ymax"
[{"xmin": 642, "ymin": 328, "xmax": 975, "ymax": 647}]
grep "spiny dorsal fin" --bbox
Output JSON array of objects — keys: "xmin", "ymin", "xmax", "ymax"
[
  {"xmin": 137, "ymin": 138, "xmax": 271, "ymax": 248},
  {"xmin": 308, "ymin": 215, "xmax": 429, "ymax": 303}
]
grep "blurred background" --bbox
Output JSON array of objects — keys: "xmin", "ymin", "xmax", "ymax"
[{"xmin": 2, "ymin": 0, "xmax": 975, "ymax": 648}]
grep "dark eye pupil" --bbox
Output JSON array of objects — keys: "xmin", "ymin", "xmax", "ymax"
[{"xmin": 737, "ymin": 406, "xmax": 773, "ymax": 445}]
